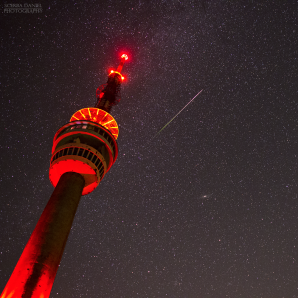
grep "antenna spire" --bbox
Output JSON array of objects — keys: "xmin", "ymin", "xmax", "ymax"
[{"xmin": 95, "ymin": 54, "xmax": 129, "ymax": 113}]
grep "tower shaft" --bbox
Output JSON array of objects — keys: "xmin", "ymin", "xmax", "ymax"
[
  {"xmin": 1, "ymin": 172, "xmax": 85, "ymax": 298},
  {"xmin": 2, "ymin": 54, "xmax": 128, "ymax": 297}
]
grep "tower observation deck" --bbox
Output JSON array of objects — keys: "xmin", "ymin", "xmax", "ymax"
[{"xmin": 1, "ymin": 54, "xmax": 129, "ymax": 298}]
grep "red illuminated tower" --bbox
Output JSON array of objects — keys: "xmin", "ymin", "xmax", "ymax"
[{"xmin": 1, "ymin": 54, "xmax": 129, "ymax": 298}]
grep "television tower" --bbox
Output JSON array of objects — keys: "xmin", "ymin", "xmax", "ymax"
[{"xmin": 1, "ymin": 54, "xmax": 129, "ymax": 298}]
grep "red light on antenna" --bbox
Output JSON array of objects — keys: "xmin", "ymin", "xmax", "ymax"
[{"xmin": 121, "ymin": 54, "xmax": 128, "ymax": 61}]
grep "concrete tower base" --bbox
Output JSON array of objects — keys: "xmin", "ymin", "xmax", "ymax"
[{"xmin": 1, "ymin": 172, "xmax": 85, "ymax": 298}]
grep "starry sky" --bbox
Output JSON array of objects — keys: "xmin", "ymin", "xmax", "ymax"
[{"xmin": 0, "ymin": 1, "xmax": 297, "ymax": 297}]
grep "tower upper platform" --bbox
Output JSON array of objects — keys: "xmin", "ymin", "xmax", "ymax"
[{"xmin": 70, "ymin": 108, "xmax": 119, "ymax": 139}]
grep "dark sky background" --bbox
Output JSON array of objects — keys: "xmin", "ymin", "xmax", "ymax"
[{"xmin": 1, "ymin": 1, "xmax": 297, "ymax": 297}]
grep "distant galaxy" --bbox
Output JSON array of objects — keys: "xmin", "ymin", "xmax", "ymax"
[{"xmin": 199, "ymin": 194, "xmax": 213, "ymax": 199}]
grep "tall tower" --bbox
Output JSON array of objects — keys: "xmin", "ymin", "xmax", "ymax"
[{"xmin": 1, "ymin": 54, "xmax": 129, "ymax": 298}]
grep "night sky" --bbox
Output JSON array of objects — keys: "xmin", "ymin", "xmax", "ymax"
[{"xmin": 1, "ymin": 1, "xmax": 297, "ymax": 297}]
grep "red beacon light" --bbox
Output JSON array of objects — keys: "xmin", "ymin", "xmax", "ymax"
[
  {"xmin": 116, "ymin": 54, "xmax": 129, "ymax": 74},
  {"xmin": 109, "ymin": 70, "xmax": 124, "ymax": 81},
  {"xmin": 109, "ymin": 70, "xmax": 123, "ymax": 78}
]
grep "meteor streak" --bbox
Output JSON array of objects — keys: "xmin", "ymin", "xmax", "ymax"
[{"xmin": 152, "ymin": 89, "xmax": 203, "ymax": 139}]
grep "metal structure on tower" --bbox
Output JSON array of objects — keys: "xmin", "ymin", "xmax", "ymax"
[
  {"xmin": 1, "ymin": 54, "xmax": 129, "ymax": 298},
  {"xmin": 95, "ymin": 53, "xmax": 128, "ymax": 113}
]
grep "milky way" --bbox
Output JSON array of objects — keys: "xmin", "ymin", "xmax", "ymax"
[{"xmin": 0, "ymin": 1, "xmax": 297, "ymax": 297}]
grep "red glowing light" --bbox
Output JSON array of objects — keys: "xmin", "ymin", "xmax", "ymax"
[
  {"xmin": 49, "ymin": 158, "xmax": 99, "ymax": 195},
  {"xmin": 70, "ymin": 108, "xmax": 119, "ymax": 139},
  {"xmin": 121, "ymin": 54, "xmax": 128, "ymax": 60},
  {"xmin": 109, "ymin": 70, "xmax": 124, "ymax": 81}
]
